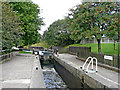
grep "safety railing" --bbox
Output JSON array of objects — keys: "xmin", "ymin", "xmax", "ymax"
[
  {"xmin": 0, "ymin": 49, "xmax": 12, "ymax": 62},
  {"xmin": 0, "ymin": 49, "xmax": 11, "ymax": 55}
]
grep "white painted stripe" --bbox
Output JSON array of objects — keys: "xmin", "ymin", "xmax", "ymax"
[
  {"xmin": 96, "ymin": 73, "xmax": 119, "ymax": 86},
  {"xmin": 3, "ymin": 79, "xmax": 30, "ymax": 84}
]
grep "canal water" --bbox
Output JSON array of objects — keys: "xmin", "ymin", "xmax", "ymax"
[{"xmin": 42, "ymin": 64, "xmax": 68, "ymax": 88}]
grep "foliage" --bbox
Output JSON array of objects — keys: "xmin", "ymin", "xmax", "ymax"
[
  {"xmin": 10, "ymin": 2, "xmax": 44, "ymax": 46},
  {"xmin": 67, "ymin": 2, "xmax": 119, "ymax": 53},
  {"xmin": 106, "ymin": 13, "xmax": 119, "ymax": 41},
  {"xmin": 66, "ymin": 43, "xmax": 118, "ymax": 55},
  {"xmin": 30, "ymin": 41, "xmax": 50, "ymax": 49},
  {"xmin": 43, "ymin": 19, "xmax": 74, "ymax": 46},
  {"xmin": 2, "ymin": 2, "xmax": 22, "ymax": 49},
  {"xmin": 19, "ymin": 51, "xmax": 32, "ymax": 54}
]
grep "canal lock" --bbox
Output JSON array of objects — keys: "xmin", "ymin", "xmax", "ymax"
[
  {"xmin": 37, "ymin": 51, "xmax": 91, "ymax": 89},
  {"xmin": 38, "ymin": 52, "xmax": 68, "ymax": 89},
  {"xmin": 42, "ymin": 64, "xmax": 68, "ymax": 88}
]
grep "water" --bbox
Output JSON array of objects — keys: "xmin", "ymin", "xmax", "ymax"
[{"xmin": 42, "ymin": 64, "xmax": 68, "ymax": 88}]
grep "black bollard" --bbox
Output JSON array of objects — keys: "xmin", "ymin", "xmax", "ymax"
[{"xmin": 36, "ymin": 66, "xmax": 38, "ymax": 70}]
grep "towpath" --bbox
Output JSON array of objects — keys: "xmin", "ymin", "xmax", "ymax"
[{"xmin": 54, "ymin": 53, "xmax": 119, "ymax": 89}]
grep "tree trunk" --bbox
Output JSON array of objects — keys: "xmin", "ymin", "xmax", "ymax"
[
  {"xmin": 97, "ymin": 39, "xmax": 101, "ymax": 53},
  {"xmin": 114, "ymin": 40, "xmax": 115, "ymax": 50},
  {"xmin": 78, "ymin": 39, "xmax": 81, "ymax": 44}
]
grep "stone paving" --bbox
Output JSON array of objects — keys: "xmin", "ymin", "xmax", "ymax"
[{"xmin": 0, "ymin": 54, "xmax": 45, "ymax": 89}]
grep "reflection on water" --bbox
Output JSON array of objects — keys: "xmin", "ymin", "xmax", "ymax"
[{"xmin": 42, "ymin": 64, "xmax": 68, "ymax": 88}]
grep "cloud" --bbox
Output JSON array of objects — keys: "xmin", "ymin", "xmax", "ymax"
[{"xmin": 32, "ymin": 0, "xmax": 82, "ymax": 35}]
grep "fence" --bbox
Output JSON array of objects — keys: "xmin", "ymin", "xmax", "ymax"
[
  {"xmin": 69, "ymin": 46, "xmax": 91, "ymax": 55},
  {"xmin": 77, "ymin": 52, "xmax": 119, "ymax": 68},
  {"xmin": 0, "ymin": 49, "xmax": 13, "ymax": 62},
  {"xmin": 81, "ymin": 37, "xmax": 116, "ymax": 44},
  {"xmin": 68, "ymin": 46, "xmax": 119, "ymax": 68}
]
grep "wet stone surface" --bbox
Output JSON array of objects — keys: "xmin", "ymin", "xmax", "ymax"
[{"xmin": 42, "ymin": 65, "xmax": 68, "ymax": 88}]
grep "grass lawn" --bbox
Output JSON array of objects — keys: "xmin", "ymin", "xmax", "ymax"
[
  {"xmin": 66, "ymin": 43, "xmax": 118, "ymax": 55},
  {"xmin": 24, "ymin": 41, "xmax": 50, "ymax": 49},
  {"xmin": 30, "ymin": 41, "xmax": 50, "ymax": 49},
  {"xmin": 19, "ymin": 51, "xmax": 32, "ymax": 54}
]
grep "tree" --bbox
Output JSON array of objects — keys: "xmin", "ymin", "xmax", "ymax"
[
  {"xmin": 67, "ymin": 4, "xmax": 91, "ymax": 43},
  {"xmin": 2, "ymin": 2, "xmax": 22, "ymax": 49},
  {"xmin": 10, "ymin": 2, "xmax": 44, "ymax": 46},
  {"xmin": 43, "ymin": 19, "xmax": 74, "ymax": 46},
  {"xmin": 67, "ymin": 2, "xmax": 118, "ymax": 53},
  {"xmin": 106, "ymin": 10, "xmax": 119, "ymax": 50}
]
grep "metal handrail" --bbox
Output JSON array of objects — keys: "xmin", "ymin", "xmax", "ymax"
[
  {"xmin": 93, "ymin": 57, "xmax": 98, "ymax": 72},
  {"xmin": 86, "ymin": 58, "xmax": 93, "ymax": 71},
  {"xmin": 81, "ymin": 56, "xmax": 98, "ymax": 73},
  {"xmin": 81, "ymin": 56, "xmax": 92, "ymax": 70}
]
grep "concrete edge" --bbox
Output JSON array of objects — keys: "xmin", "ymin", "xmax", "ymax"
[
  {"xmin": 53, "ymin": 55, "xmax": 117, "ymax": 89},
  {"xmin": 30, "ymin": 55, "xmax": 46, "ymax": 88},
  {"xmin": 68, "ymin": 52, "xmax": 77, "ymax": 55},
  {"xmin": 76, "ymin": 57, "xmax": 120, "ymax": 73}
]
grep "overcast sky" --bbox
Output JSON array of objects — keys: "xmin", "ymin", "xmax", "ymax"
[{"xmin": 32, "ymin": 0, "xmax": 82, "ymax": 35}]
